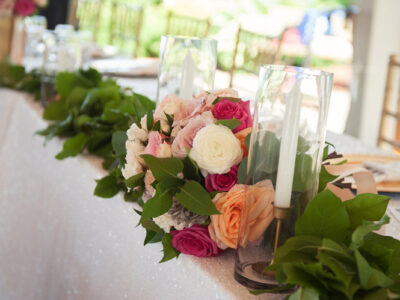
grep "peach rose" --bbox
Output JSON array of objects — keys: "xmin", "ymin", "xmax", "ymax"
[
  {"xmin": 208, "ymin": 180, "xmax": 274, "ymax": 249},
  {"xmin": 155, "ymin": 94, "xmax": 198, "ymax": 123},
  {"xmin": 235, "ymin": 127, "xmax": 251, "ymax": 158},
  {"xmin": 171, "ymin": 111, "xmax": 215, "ymax": 158}
]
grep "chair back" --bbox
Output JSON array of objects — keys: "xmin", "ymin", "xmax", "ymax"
[
  {"xmin": 229, "ymin": 26, "xmax": 281, "ymax": 87},
  {"xmin": 75, "ymin": 0, "xmax": 102, "ymax": 41},
  {"xmin": 110, "ymin": 2, "xmax": 143, "ymax": 57},
  {"xmin": 166, "ymin": 11, "xmax": 211, "ymax": 38},
  {"xmin": 378, "ymin": 55, "xmax": 400, "ymax": 151}
]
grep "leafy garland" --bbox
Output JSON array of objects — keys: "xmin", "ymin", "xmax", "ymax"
[{"xmin": 2, "ymin": 61, "xmax": 399, "ymax": 299}]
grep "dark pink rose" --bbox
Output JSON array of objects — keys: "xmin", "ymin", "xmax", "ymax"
[
  {"xmin": 14, "ymin": 0, "xmax": 36, "ymax": 16},
  {"xmin": 212, "ymin": 99, "xmax": 252, "ymax": 133},
  {"xmin": 205, "ymin": 165, "xmax": 238, "ymax": 192},
  {"xmin": 171, "ymin": 225, "xmax": 222, "ymax": 257}
]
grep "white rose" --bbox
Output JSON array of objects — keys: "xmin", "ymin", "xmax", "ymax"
[
  {"xmin": 190, "ymin": 124, "xmax": 242, "ymax": 174},
  {"xmin": 127, "ymin": 123, "xmax": 148, "ymax": 142},
  {"xmin": 153, "ymin": 213, "xmax": 185, "ymax": 233}
]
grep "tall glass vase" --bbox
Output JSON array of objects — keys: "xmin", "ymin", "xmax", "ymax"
[
  {"xmin": 156, "ymin": 35, "xmax": 217, "ymax": 104},
  {"xmin": 234, "ymin": 65, "xmax": 333, "ymax": 289}
]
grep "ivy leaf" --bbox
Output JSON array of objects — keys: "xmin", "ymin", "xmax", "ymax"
[
  {"xmin": 175, "ymin": 181, "xmax": 220, "ymax": 215},
  {"xmin": 160, "ymin": 233, "xmax": 179, "ymax": 263},
  {"xmin": 287, "ymin": 286, "xmax": 319, "ymax": 300},
  {"xmin": 274, "ymin": 235, "xmax": 321, "ymax": 264},
  {"xmin": 344, "ymin": 194, "xmax": 390, "ymax": 228},
  {"xmin": 42, "ymin": 100, "xmax": 68, "ymax": 121},
  {"xmin": 125, "ymin": 172, "xmax": 145, "ymax": 189},
  {"xmin": 55, "ymin": 72, "xmax": 76, "ymax": 97},
  {"xmin": 295, "ymin": 190, "xmax": 350, "ymax": 243},
  {"xmin": 215, "ymin": 119, "xmax": 240, "ymax": 130},
  {"xmin": 55, "ymin": 133, "xmax": 88, "ymax": 160},
  {"xmin": 94, "ymin": 174, "xmax": 119, "ymax": 198},
  {"xmin": 351, "ymin": 215, "xmax": 390, "ymax": 248},
  {"xmin": 111, "ymin": 130, "xmax": 128, "ymax": 156},
  {"xmin": 141, "ymin": 154, "xmax": 184, "ymax": 181},
  {"xmin": 354, "ymin": 249, "xmax": 372, "ymax": 288}
]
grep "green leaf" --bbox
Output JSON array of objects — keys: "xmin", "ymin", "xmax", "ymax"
[
  {"xmin": 146, "ymin": 231, "xmax": 164, "ymax": 244},
  {"xmin": 351, "ymin": 215, "xmax": 390, "ymax": 248},
  {"xmin": 318, "ymin": 165, "xmax": 338, "ymax": 192},
  {"xmin": 237, "ymin": 157, "xmax": 248, "ymax": 184},
  {"xmin": 142, "ymin": 219, "xmax": 162, "ymax": 233},
  {"xmin": 125, "ymin": 172, "xmax": 145, "ymax": 189},
  {"xmin": 160, "ymin": 233, "xmax": 179, "ymax": 263},
  {"xmin": 274, "ymin": 236, "xmax": 322, "ymax": 264},
  {"xmin": 182, "ymin": 155, "xmax": 201, "ymax": 181},
  {"xmin": 141, "ymin": 154, "xmax": 184, "ymax": 181},
  {"xmin": 111, "ymin": 130, "xmax": 128, "ymax": 156},
  {"xmin": 65, "ymin": 86, "xmax": 88, "ymax": 108},
  {"xmin": 249, "ymin": 284, "xmax": 295, "ymax": 295},
  {"xmin": 55, "ymin": 72, "xmax": 76, "ymax": 97},
  {"xmin": 152, "ymin": 120, "xmax": 161, "ymax": 131},
  {"xmin": 132, "ymin": 92, "xmax": 155, "ymax": 119},
  {"xmin": 344, "ymin": 194, "xmax": 390, "ymax": 228},
  {"xmin": 287, "ymin": 286, "xmax": 319, "ymax": 300},
  {"xmin": 55, "ymin": 133, "xmax": 88, "ymax": 160},
  {"xmin": 140, "ymin": 182, "xmax": 174, "ymax": 222},
  {"xmin": 355, "ymin": 249, "xmax": 372, "ymax": 288},
  {"xmin": 295, "ymin": 190, "xmax": 351, "ymax": 243},
  {"xmin": 358, "ymin": 288, "xmax": 388, "ymax": 300},
  {"xmin": 42, "ymin": 100, "xmax": 68, "ymax": 121},
  {"xmin": 175, "ymin": 181, "xmax": 220, "ymax": 215},
  {"xmin": 144, "ymin": 229, "xmax": 157, "ymax": 245},
  {"xmin": 215, "ymin": 119, "xmax": 241, "ymax": 130},
  {"xmin": 318, "ymin": 249, "xmax": 353, "ymax": 288},
  {"xmin": 146, "ymin": 111, "xmax": 154, "ymax": 131},
  {"xmin": 213, "ymin": 96, "xmax": 241, "ymax": 104},
  {"xmin": 94, "ymin": 174, "xmax": 119, "ymax": 198}
]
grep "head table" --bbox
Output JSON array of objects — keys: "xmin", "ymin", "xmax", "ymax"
[{"xmin": 0, "ymin": 77, "xmax": 399, "ymax": 300}]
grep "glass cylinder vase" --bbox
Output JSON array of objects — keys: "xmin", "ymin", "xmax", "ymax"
[
  {"xmin": 234, "ymin": 65, "xmax": 333, "ymax": 289},
  {"xmin": 156, "ymin": 35, "xmax": 217, "ymax": 104}
]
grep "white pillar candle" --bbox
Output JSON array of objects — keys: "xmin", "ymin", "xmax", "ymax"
[
  {"xmin": 179, "ymin": 51, "xmax": 195, "ymax": 100},
  {"xmin": 274, "ymin": 81, "xmax": 302, "ymax": 208}
]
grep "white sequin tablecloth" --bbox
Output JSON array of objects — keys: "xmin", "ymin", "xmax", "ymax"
[{"xmin": 0, "ymin": 86, "xmax": 399, "ymax": 300}]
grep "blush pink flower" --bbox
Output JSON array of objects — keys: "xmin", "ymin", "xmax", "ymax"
[
  {"xmin": 212, "ymin": 99, "xmax": 252, "ymax": 133},
  {"xmin": 144, "ymin": 131, "xmax": 171, "ymax": 158},
  {"xmin": 171, "ymin": 111, "xmax": 215, "ymax": 158},
  {"xmin": 205, "ymin": 165, "xmax": 238, "ymax": 192},
  {"xmin": 14, "ymin": 0, "xmax": 36, "ymax": 16},
  {"xmin": 171, "ymin": 225, "xmax": 222, "ymax": 257}
]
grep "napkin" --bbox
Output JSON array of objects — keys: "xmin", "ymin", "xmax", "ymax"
[{"xmin": 363, "ymin": 161, "xmax": 400, "ymax": 182}]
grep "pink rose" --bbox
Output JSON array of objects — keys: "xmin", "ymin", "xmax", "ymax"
[
  {"xmin": 171, "ymin": 225, "xmax": 222, "ymax": 257},
  {"xmin": 171, "ymin": 111, "xmax": 215, "ymax": 158},
  {"xmin": 144, "ymin": 131, "xmax": 172, "ymax": 158},
  {"xmin": 212, "ymin": 99, "xmax": 252, "ymax": 133},
  {"xmin": 205, "ymin": 165, "xmax": 238, "ymax": 192},
  {"xmin": 14, "ymin": 0, "xmax": 36, "ymax": 16}
]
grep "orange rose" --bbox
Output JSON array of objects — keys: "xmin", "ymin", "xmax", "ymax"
[
  {"xmin": 208, "ymin": 180, "xmax": 274, "ymax": 249},
  {"xmin": 235, "ymin": 127, "xmax": 251, "ymax": 158}
]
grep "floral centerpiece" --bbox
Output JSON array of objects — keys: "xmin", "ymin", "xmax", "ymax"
[{"xmin": 121, "ymin": 88, "xmax": 275, "ymax": 260}]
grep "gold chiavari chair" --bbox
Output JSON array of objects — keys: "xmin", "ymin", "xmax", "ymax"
[
  {"xmin": 110, "ymin": 2, "xmax": 143, "ymax": 57},
  {"xmin": 378, "ymin": 55, "xmax": 400, "ymax": 151},
  {"xmin": 229, "ymin": 26, "xmax": 281, "ymax": 88},
  {"xmin": 165, "ymin": 11, "xmax": 211, "ymax": 38},
  {"xmin": 74, "ymin": 0, "xmax": 103, "ymax": 42}
]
